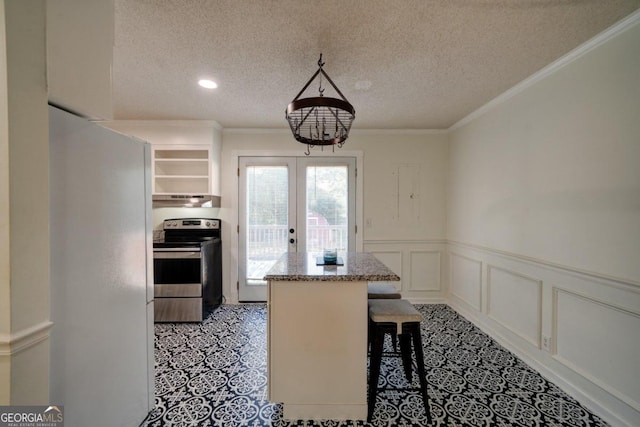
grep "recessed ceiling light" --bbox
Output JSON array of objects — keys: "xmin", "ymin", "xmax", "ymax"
[{"xmin": 198, "ymin": 79, "xmax": 218, "ymax": 89}]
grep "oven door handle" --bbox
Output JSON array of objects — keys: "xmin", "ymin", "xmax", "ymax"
[{"xmin": 153, "ymin": 251, "xmax": 201, "ymax": 259}]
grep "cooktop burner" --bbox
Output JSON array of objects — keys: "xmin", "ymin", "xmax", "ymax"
[{"xmin": 155, "ymin": 217, "xmax": 222, "ymax": 249}]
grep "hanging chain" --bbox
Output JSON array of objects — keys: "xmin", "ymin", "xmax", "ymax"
[{"xmin": 318, "ymin": 54, "xmax": 325, "ymax": 97}]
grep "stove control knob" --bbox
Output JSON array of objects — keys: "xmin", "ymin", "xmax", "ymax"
[{"xmin": 206, "ymin": 221, "xmax": 211, "ymax": 227}]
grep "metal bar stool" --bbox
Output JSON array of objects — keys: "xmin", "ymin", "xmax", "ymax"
[{"xmin": 367, "ymin": 299, "xmax": 431, "ymax": 424}]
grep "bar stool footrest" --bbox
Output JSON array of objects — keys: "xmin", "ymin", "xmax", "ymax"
[{"xmin": 368, "ymin": 300, "xmax": 432, "ymax": 424}]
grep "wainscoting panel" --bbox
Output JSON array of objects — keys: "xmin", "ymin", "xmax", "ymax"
[
  {"xmin": 409, "ymin": 251, "xmax": 441, "ymax": 291},
  {"xmin": 367, "ymin": 250, "xmax": 403, "ymax": 292},
  {"xmin": 554, "ymin": 288, "xmax": 640, "ymax": 412},
  {"xmin": 364, "ymin": 240, "xmax": 446, "ymax": 302},
  {"xmin": 487, "ymin": 265, "xmax": 542, "ymax": 348},
  {"xmin": 449, "ymin": 252, "xmax": 482, "ymax": 311}
]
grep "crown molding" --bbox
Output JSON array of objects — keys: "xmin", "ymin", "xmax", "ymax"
[
  {"xmin": 449, "ymin": 9, "xmax": 640, "ymax": 132},
  {"xmin": 223, "ymin": 127, "xmax": 447, "ymax": 135},
  {"xmin": 97, "ymin": 119, "xmax": 223, "ymax": 131}
]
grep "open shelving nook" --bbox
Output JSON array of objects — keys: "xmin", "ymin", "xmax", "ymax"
[{"xmin": 152, "ymin": 146, "xmax": 212, "ymax": 195}]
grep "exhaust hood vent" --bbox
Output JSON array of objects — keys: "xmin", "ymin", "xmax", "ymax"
[{"xmin": 152, "ymin": 194, "xmax": 221, "ymax": 208}]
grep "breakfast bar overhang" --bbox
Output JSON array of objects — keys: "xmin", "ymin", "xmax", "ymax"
[{"xmin": 264, "ymin": 252, "xmax": 400, "ymax": 421}]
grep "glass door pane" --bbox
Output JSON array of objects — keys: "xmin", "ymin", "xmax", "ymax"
[
  {"xmin": 246, "ymin": 166, "xmax": 289, "ymax": 284},
  {"xmin": 239, "ymin": 157, "xmax": 296, "ymax": 302},
  {"xmin": 305, "ymin": 165, "xmax": 349, "ymax": 253},
  {"xmin": 297, "ymin": 157, "xmax": 356, "ymax": 255}
]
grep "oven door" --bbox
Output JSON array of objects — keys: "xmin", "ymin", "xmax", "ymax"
[
  {"xmin": 153, "ymin": 250, "xmax": 202, "ymax": 288},
  {"xmin": 153, "ymin": 249, "xmax": 203, "ymax": 322}
]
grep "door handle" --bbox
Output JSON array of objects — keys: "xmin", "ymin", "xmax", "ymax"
[
  {"xmin": 289, "ymin": 238, "xmax": 295, "ymax": 244},
  {"xmin": 289, "ymin": 228, "xmax": 295, "ymax": 234}
]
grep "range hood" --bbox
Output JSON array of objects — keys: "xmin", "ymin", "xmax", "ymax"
[{"xmin": 152, "ymin": 194, "xmax": 221, "ymax": 208}]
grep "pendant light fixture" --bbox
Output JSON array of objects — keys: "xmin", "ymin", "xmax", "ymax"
[{"xmin": 286, "ymin": 54, "xmax": 355, "ymax": 155}]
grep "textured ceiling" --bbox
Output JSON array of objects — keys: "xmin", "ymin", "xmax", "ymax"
[{"xmin": 113, "ymin": 0, "xmax": 640, "ymax": 129}]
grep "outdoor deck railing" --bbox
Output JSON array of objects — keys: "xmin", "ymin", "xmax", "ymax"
[{"xmin": 247, "ymin": 224, "xmax": 348, "ymax": 256}]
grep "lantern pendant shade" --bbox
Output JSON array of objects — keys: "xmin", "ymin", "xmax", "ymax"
[{"xmin": 286, "ymin": 55, "xmax": 355, "ymax": 153}]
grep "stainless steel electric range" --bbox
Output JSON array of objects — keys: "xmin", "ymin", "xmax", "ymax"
[{"xmin": 153, "ymin": 218, "xmax": 222, "ymax": 322}]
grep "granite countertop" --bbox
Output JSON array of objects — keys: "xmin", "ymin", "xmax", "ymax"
[{"xmin": 264, "ymin": 252, "xmax": 400, "ymax": 282}]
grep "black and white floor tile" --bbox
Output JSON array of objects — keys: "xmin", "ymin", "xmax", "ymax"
[{"xmin": 140, "ymin": 304, "xmax": 608, "ymax": 427}]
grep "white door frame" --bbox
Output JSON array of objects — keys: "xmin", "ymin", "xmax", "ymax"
[{"xmin": 229, "ymin": 149, "xmax": 364, "ymax": 304}]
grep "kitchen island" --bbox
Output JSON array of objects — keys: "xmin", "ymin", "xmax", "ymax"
[{"xmin": 265, "ymin": 252, "xmax": 400, "ymax": 421}]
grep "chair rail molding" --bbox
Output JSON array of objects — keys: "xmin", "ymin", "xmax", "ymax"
[
  {"xmin": 448, "ymin": 240, "xmax": 639, "ymax": 290},
  {"xmin": 0, "ymin": 321, "xmax": 53, "ymax": 356}
]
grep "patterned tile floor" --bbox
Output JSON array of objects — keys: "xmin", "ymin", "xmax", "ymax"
[{"xmin": 140, "ymin": 304, "xmax": 607, "ymax": 427}]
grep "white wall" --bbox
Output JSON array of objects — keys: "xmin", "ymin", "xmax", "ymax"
[
  {"xmin": 47, "ymin": 0, "xmax": 114, "ymax": 120},
  {"xmin": 220, "ymin": 130, "xmax": 448, "ymax": 303},
  {"xmin": 0, "ymin": 0, "xmax": 10, "ymax": 403},
  {"xmin": 448, "ymin": 23, "xmax": 640, "ymax": 284},
  {"xmin": 0, "ymin": 0, "xmax": 50, "ymax": 404},
  {"xmin": 350, "ymin": 131, "xmax": 448, "ymax": 303},
  {"xmin": 447, "ymin": 14, "xmax": 640, "ymax": 427}
]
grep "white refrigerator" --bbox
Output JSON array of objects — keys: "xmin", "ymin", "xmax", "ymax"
[{"xmin": 49, "ymin": 106, "xmax": 154, "ymax": 426}]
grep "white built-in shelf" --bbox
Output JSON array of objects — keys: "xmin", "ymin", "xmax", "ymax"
[{"xmin": 152, "ymin": 147, "xmax": 212, "ymax": 195}]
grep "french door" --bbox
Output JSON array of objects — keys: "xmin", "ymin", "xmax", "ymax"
[{"xmin": 238, "ymin": 156, "xmax": 356, "ymax": 301}]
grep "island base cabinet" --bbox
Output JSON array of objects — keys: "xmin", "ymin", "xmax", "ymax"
[{"xmin": 267, "ymin": 280, "xmax": 368, "ymax": 420}]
